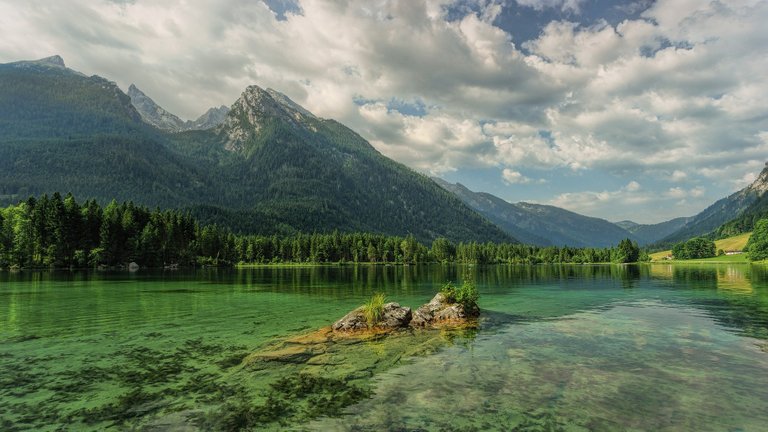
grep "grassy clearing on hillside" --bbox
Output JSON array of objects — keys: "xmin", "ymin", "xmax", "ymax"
[
  {"xmin": 716, "ymin": 232, "xmax": 752, "ymax": 252},
  {"xmin": 650, "ymin": 232, "xmax": 752, "ymax": 262}
]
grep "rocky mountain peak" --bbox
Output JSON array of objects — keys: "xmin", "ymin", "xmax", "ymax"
[
  {"xmin": 266, "ymin": 88, "xmax": 316, "ymax": 119},
  {"xmin": 127, "ymin": 83, "xmax": 185, "ymax": 132},
  {"xmin": 189, "ymin": 105, "xmax": 230, "ymax": 130},
  {"xmin": 127, "ymin": 84, "xmax": 229, "ymax": 132},
  {"xmin": 221, "ymin": 84, "xmax": 317, "ymax": 152},
  {"xmin": 746, "ymin": 162, "xmax": 768, "ymax": 196},
  {"xmin": 5, "ymin": 55, "xmax": 74, "ymax": 73},
  {"xmin": 38, "ymin": 55, "xmax": 66, "ymax": 68}
]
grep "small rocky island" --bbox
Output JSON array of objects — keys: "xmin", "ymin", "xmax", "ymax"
[
  {"xmin": 332, "ymin": 281, "xmax": 480, "ymax": 333},
  {"xmin": 245, "ymin": 281, "xmax": 480, "ymax": 366}
]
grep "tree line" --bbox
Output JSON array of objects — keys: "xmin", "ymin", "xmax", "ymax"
[
  {"xmin": 671, "ymin": 237, "xmax": 717, "ymax": 260},
  {"xmin": 0, "ymin": 193, "xmax": 645, "ymax": 269}
]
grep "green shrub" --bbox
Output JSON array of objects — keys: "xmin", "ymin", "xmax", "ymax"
[
  {"xmin": 747, "ymin": 219, "xmax": 768, "ymax": 261},
  {"xmin": 456, "ymin": 280, "xmax": 479, "ymax": 311},
  {"xmin": 440, "ymin": 281, "xmax": 457, "ymax": 302},
  {"xmin": 672, "ymin": 237, "xmax": 716, "ymax": 260},
  {"xmin": 440, "ymin": 280, "xmax": 479, "ymax": 312},
  {"xmin": 362, "ymin": 293, "xmax": 386, "ymax": 326}
]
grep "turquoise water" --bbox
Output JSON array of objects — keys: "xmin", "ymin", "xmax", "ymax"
[{"xmin": 1, "ymin": 264, "xmax": 767, "ymax": 431}]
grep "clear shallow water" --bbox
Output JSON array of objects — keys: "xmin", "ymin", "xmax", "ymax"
[{"xmin": 1, "ymin": 264, "xmax": 767, "ymax": 431}]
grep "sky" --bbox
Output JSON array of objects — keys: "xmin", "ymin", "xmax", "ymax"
[{"xmin": 1, "ymin": 0, "xmax": 766, "ymax": 224}]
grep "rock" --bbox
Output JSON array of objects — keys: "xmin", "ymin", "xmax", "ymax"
[
  {"xmin": 434, "ymin": 304, "xmax": 466, "ymax": 321},
  {"xmin": 410, "ymin": 292, "xmax": 478, "ymax": 328},
  {"xmin": 333, "ymin": 294, "xmax": 477, "ymax": 332},
  {"xmin": 410, "ymin": 308, "xmax": 432, "ymax": 327},
  {"xmin": 378, "ymin": 302, "xmax": 412, "ymax": 329},
  {"xmin": 424, "ymin": 293, "xmax": 449, "ymax": 313},
  {"xmin": 332, "ymin": 307, "xmax": 368, "ymax": 332},
  {"xmin": 332, "ymin": 302, "xmax": 412, "ymax": 332},
  {"xmin": 128, "ymin": 262, "xmax": 140, "ymax": 272}
]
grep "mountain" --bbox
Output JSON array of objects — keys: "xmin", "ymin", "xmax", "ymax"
[
  {"xmin": 0, "ymin": 56, "xmax": 146, "ymax": 140},
  {"xmin": 434, "ymin": 179, "xmax": 637, "ymax": 247},
  {"xmin": 715, "ymin": 163, "xmax": 768, "ymax": 237},
  {"xmin": 0, "ymin": 56, "xmax": 511, "ymax": 243},
  {"xmin": 127, "ymin": 84, "xmax": 186, "ymax": 132},
  {"xmin": 127, "ymin": 84, "xmax": 229, "ymax": 132},
  {"xmin": 659, "ymin": 164, "xmax": 768, "ymax": 244},
  {"xmin": 187, "ymin": 85, "xmax": 513, "ymax": 242},
  {"xmin": 432, "ymin": 180, "xmax": 551, "ymax": 245},
  {"xmin": 614, "ymin": 217, "xmax": 691, "ymax": 245},
  {"xmin": 0, "ymin": 56, "xmax": 211, "ymax": 207},
  {"xmin": 188, "ymin": 105, "xmax": 229, "ymax": 130},
  {"xmin": 614, "ymin": 220, "xmax": 640, "ymax": 231}
]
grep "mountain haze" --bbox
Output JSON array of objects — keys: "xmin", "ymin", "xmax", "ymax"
[
  {"xmin": 614, "ymin": 218, "xmax": 691, "ymax": 245},
  {"xmin": 0, "ymin": 56, "xmax": 511, "ymax": 243},
  {"xmin": 434, "ymin": 179, "xmax": 637, "ymax": 247}
]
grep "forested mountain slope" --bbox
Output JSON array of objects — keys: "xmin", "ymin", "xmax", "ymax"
[
  {"xmin": 435, "ymin": 179, "xmax": 637, "ymax": 247},
  {"xmin": 661, "ymin": 163, "xmax": 768, "ymax": 243},
  {"xmin": 0, "ymin": 56, "xmax": 511, "ymax": 243}
]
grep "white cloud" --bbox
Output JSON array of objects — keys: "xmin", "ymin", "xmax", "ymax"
[
  {"xmin": 670, "ymin": 170, "xmax": 687, "ymax": 182},
  {"xmin": 665, "ymin": 186, "xmax": 706, "ymax": 199},
  {"xmin": 689, "ymin": 186, "xmax": 705, "ymax": 198},
  {"xmin": 666, "ymin": 187, "xmax": 687, "ymax": 199},
  {"xmin": 548, "ymin": 181, "xmax": 651, "ymax": 216},
  {"xmin": 515, "ymin": 0, "xmax": 586, "ymax": 13},
  {"xmin": 502, "ymin": 168, "xmax": 531, "ymax": 184}
]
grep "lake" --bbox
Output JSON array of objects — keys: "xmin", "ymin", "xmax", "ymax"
[{"xmin": 1, "ymin": 264, "xmax": 767, "ymax": 431}]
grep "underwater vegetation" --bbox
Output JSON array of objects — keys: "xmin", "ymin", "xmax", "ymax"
[
  {"xmin": 198, "ymin": 373, "xmax": 371, "ymax": 430},
  {"xmin": 0, "ymin": 336, "xmax": 250, "ymax": 430}
]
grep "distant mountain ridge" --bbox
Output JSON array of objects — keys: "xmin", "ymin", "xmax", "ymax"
[
  {"xmin": 614, "ymin": 217, "xmax": 691, "ymax": 245},
  {"xmin": 0, "ymin": 55, "xmax": 512, "ymax": 244},
  {"xmin": 434, "ymin": 179, "xmax": 639, "ymax": 247},
  {"xmin": 127, "ymin": 84, "xmax": 229, "ymax": 132},
  {"xmin": 659, "ymin": 163, "xmax": 768, "ymax": 244}
]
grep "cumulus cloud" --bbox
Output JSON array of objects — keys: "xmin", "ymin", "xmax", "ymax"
[
  {"xmin": 666, "ymin": 187, "xmax": 687, "ymax": 199},
  {"xmin": 548, "ymin": 180, "xmax": 653, "ymax": 220},
  {"xmin": 502, "ymin": 168, "xmax": 531, "ymax": 184},
  {"xmin": 515, "ymin": 0, "xmax": 585, "ymax": 13},
  {"xmin": 670, "ymin": 170, "xmax": 687, "ymax": 182},
  {"xmin": 546, "ymin": 179, "xmax": 715, "ymax": 222},
  {"xmin": 0, "ymin": 0, "xmax": 766, "ymax": 221}
]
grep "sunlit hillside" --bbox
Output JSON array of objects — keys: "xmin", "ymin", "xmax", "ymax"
[{"xmin": 650, "ymin": 232, "xmax": 752, "ymax": 261}]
